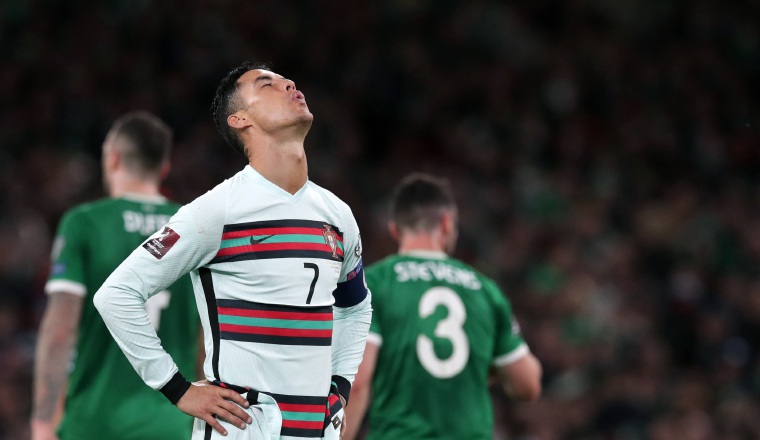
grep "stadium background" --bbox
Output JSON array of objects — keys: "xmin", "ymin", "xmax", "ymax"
[{"xmin": 1, "ymin": 1, "xmax": 759, "ymax": 438}]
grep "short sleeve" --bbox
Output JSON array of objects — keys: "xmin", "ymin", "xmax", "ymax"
[
  {"xmin": 487, "ymin": 279, "xmax": 528, "ymax": 366},
  {"xmin": 365, "ymin": 264, "xmax": 383, "ymax": 346},
  {"xmin": 45, "ymin": 209, "xmax": 88, "ymax": 296}
]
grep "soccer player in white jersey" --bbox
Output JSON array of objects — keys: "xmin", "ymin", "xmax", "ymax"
[{"xmin": 94, "ymin": 62, "xmax": 372, "ymax": 440}]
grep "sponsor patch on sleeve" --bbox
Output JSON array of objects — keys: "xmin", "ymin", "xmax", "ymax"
[
  {"xmin": 511, "ymin": 316, "xmax": 522, "ymax": 335},
  {"xmin": 51, "ymin": 236, "xmax": 65, "ymax": 261},
  {"xmin": 346, "ymin": 259, "xmax": 363, "ymax": 281},
  {"xmin": 51, "ymin": 262, "xmax": 66, "ymax": 276},
  {"xmin": 142, "ymin": 226, "xmax": 180, "ymax": 260}
]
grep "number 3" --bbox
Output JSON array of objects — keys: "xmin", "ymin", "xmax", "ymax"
[{"xmin": 416, "ymin": 287, "xmax": 469, "ymax": 378}]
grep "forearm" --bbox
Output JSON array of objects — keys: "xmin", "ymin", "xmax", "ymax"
[
  {"xmin": 498, "ymin": 351, "xmax": 542, "ymax": 402},
  {"xmin": 32, "ymin": 294, "xmax": 81, "ymax": 423},
  {"xmin": 342, "ymin": 341, "xmax": 377, "ymax": 440},
  {"xmin": 94, "ymin": 210, "xmax": 213, "ymax": 397},
  {"xmin": 342, "ymin": 370, "xmax": 371, "ymax": 440},
  {"xmin": 94, "ymin": 281, "xmax": 179, "ymax": 390},
  {"xmin": 331, "ymin": 295, "xmax": 372, "ymax": 399}
]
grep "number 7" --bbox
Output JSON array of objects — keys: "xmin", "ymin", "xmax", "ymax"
[{"xmin": 303, "ymin": 263, "xmax": 319, "ymax": 304}]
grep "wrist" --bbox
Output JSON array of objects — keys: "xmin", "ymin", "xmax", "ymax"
[
  {"xmin": 159, "ymin": 372, "xmax": 191, "ymax": 405},
  {"xmin": 31, "ymin": 418, "xmax": 57, "ymax": 436},
  {"xmin": 331, "ymin": 375, "xmax": 352, "ymax": 406}
]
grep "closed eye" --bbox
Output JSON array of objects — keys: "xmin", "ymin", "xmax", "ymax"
[{"xmin": 254, "ymin": 74, "xmax": 275, "ymax": 88}]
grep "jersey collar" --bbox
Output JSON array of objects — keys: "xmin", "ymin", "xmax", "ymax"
[
  {"xmin": 243, "ymin": 165, "xmax": 309, "ymax": 202},
  {"xmin": 399, "ymin": 250, "xmax": 448, "ymax": 260},
  {"xmin": 120, "ymin": 193, "xmax": 167, "ymax": 204}
]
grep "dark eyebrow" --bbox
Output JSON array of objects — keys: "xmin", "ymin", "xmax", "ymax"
[
  {"xmin": 253, "ymin": 74, "xmax": 287, "ymax": 84},
  {"xmin": 253, "ymin": 74, "xmax": 274, "ymax": 84}
]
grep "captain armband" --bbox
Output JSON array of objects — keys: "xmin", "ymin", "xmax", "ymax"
[{"xmin": 332, "ymin": 259, "xmax": 368, "ymax": 308}]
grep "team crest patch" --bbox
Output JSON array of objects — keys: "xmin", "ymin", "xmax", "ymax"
[
  {"xmin": 355, "ymin": 234, "xmax": 362, "ymax": 257},
  {"xmin": 322, "ymin": 225, "xmax": 340, "ymax": 259},
  {"xmin": 142, "ymin": 226, "xmax": 180, "ymax": 260}
]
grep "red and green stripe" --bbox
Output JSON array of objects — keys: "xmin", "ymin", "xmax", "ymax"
[
  {"xmin": 217, "ymin": 299, "xmax": 333, "ymax": 346},
  {"xmin": 269, "ymin": 392, "xmax": 329, "ymax": 438},
  {"xmin": 211, "ymin": 219, "xmax": 345, "ymax": 264}
]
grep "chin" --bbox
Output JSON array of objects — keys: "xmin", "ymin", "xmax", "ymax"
[
  {"xmin": 297, "ymin": 112, "xmax": 314, "ymax": 128},
  {"xmin": 300, "ymin": 110, "xmax": 314, "ymax": 122}
]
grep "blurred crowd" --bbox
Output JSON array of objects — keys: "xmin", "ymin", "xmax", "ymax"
[{"xmin": 1, "ymin": 0, "xmax": 759, "ymax": 439}]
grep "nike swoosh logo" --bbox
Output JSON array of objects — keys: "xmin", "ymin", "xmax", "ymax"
[{"xmin": 250, "ymin": 234, "xmax": 274, "ymax": 245}]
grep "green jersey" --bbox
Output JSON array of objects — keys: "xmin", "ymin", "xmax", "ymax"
[
  {"xmin": 365, "ymin": 251, "xmax": 528, "ymax": 440},
  {"xmin": 46, "ymin": 195, "xmax": 198, "ymax": 440}
]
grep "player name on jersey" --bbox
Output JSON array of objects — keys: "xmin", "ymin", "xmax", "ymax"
[
  {"xmin": 122, "ymin": 210, "xmax": 172, "ymax": 235},
  {"xmin": 393, "ymin": 261, "xmax": 482, "ymax": 290}
]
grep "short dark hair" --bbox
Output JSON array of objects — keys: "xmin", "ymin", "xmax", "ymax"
[
  {"xmin": 390, "ymin": 173, "xmax": 457, "ymax": 232},
  {"xmin": 211, "ymin": 61, "xmax": 271, "ymax": 155},
  {"xmin": 109, "ymin": 111, "xmax": 172, "ymax": 175}
]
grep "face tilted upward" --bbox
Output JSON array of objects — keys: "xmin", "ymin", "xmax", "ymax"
[{"xmin": 232, "ymin": 69, "xmax": 313, "ymax": 135}]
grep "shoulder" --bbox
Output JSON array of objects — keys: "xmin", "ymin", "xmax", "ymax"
[
  {"xmin": 178, "ymin": 175, "xmax": 235, "ymax": 227},
  {"xmin": 448, "ymin": 257, "xmax": 491, "ymax": 279},
  {"xmin": 160, "ymin": 199, "xmax": 183, "ymax": 212},
  {"xmin": 367, "ymin": 255, "xmax": 399, "ymax": 272},
  {"xmin": 308, "ymin": 180, "xmax": 354, "ymax": 218},
  {"xmin": 70, "ymin": 197, "xmax": 117, "ymax": 213},
  {"xmin": 365, "ymin": 255, "xmax": 401, "ymax": 280},
  {"xmin": 448, "ymin": 256, "xmax": 505, "ymax": 294},
  {"xmin": 58, "ymin": 197, "xmax": 114, "ymax": 224}
]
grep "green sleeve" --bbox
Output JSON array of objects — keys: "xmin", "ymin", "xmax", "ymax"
[
  {"xmin": 485, "ymin": 279, "xmax": 526, "ymax": 360},
  {"xmin": 48, "ymin": 209, "xmax": 89, "ymax": 289},
  {"xmin": 365, "ymin": 264, "xmax": 383, "ymax": 337}
]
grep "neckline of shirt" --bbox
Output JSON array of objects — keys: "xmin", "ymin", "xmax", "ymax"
[
  {"xmin": 399, "ymin": 250, "xmax": 448, "ymax": 260},
  {"xmin": 243, "ymin": 165, "xmax": 309, "ymax": 202},
  {"xmin": 119, "ymin": 193, "xmax": 167, "ymax": 204}
]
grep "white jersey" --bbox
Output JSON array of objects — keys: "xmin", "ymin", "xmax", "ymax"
[{"xmin": 95, "ymin": 166, "xmax": 371, "ymax": 439}]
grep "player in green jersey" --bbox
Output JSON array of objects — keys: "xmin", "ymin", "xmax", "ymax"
[
  {"xmin": 31, "ymin": 112, "xmax": 199, "ymax": 440},
  {"xmin": 344, "ymin": 173, "xmax": 542, "ymax": 440}
]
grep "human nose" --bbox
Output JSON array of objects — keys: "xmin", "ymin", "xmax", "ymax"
[{"xmin": 284, "ymin": 79, "xmax": 296, "ymax": 91}]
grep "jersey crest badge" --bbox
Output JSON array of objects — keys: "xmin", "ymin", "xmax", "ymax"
[
  {"xmin": 322, "ymin": 225, "xmax": 339, "ymax": 259},
  {"xmin": 355, "ymin": 234, "xmax": 362, "ymax": 257},
  {"xmin": 142, "ymin": 226, "xmax": 180, "ymax": 260}
]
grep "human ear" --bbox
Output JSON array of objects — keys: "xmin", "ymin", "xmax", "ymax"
[
  {"xmin": 103, "ymin": 146, "xmax": 120, "ymax": 172},
  {"xmin": 159, "ymin": 161, "xmax": 171, "ymax": 181},
  {"xmin": 227, "ymin": 112, "xmax": 250, "ymax": 130},
  {"xmin": 388, "ymin": 222, "xmax": 399, "ymax": 240},
  {"xmin": 227, "ymin": 113, "xmax": 243, "ymax": 128},
  {"xmin": 440, "ymin": 212, "xmax": 454, "ymax": 234}
]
